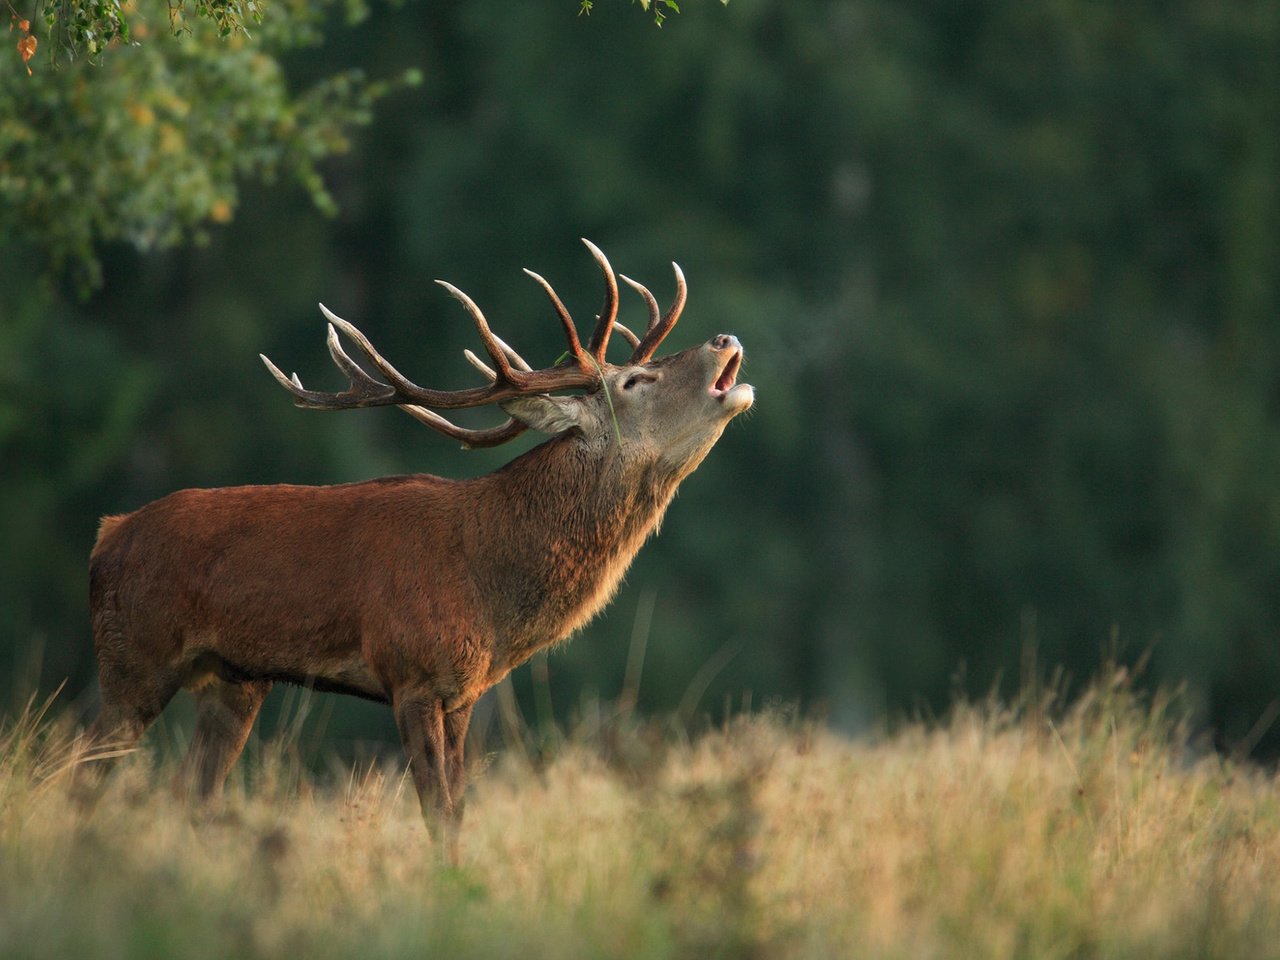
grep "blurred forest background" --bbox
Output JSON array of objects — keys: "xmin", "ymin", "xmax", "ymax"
[{"xmin": 3, "ymin": 0, "xmax": 1279, "ymax": 758}]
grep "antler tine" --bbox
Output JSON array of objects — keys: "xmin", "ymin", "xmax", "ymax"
[
  {"xmin": 259, "ymin": 324, "xmax": 397, "ymax": 409},
  {"xmin": 612, "ymin": 321, "xmax": 641, "ymax": 350},
  {"xmin": 260, "ymin": 353, "xmax": 324, "ymax": 404},
  {"xmin": 318, "ymin": 303, "xmax": 448, "ymax": 402},
  {"xmin": 465, "ymin": 334, "xmax": 533, "ymax": 382},
  {"xmin": 324, "ymin": 324, "xmax": 397, "ymax": 399},
  {"xmin": 522, "ymin": 268, "xmax": 590, "ymax": 373},
  {"xmin": 398, "ymin": 405, "xmax": 528, "ymax": 450},
  {"xmin": 581, "ymin": 238, "xmax": 619, "ymax": 363},
  {"xmin": 619, "ymin": 273, "xmax": 660, "ymax": 331},
  {"xmin": 627, "ymin": 262, "xmax": 686, "ymax": 364},
  {"xmin": 491, "ymin": 332, "xmax": 534, "ymax": 372},
  {"xmin": 434, "ymin": 281, "xmax": 519, "ymax": 385},
  {"xmin": 463, "ymin": 349, "xmax": 497, "ymax": 381}
]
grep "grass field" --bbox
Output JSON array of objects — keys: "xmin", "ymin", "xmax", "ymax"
[{"xmin": 3, "ymin": 668, "xmax": 1279, "ymax": 959}]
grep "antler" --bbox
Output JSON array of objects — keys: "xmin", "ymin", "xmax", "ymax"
[
  {"xmin": 260, "ymin": 240, "xmax": 633, "ymax": 449},
  {"xmin": 260, "ymin": 299, "xmax": 589, "ymax": 449},
  {"xmin": 619, "ymin": 261, "xmax": 686, "ymax": 364}
]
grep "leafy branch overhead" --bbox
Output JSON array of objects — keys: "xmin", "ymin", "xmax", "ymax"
[
  {"xmin": 1, "ymin": 0, "xmax": 419, "ymax": 290},
  {"xmin": 581, "ymin": 0, "xmax": 701, "ymax": 27},
  {"xmin": 24, "ymin": 0, "xmax": 723, "ymax": 66},
  {"xmin": 5, "ymin": 0, "xmax": 726, "ymax": 291},
  {"xmin": 34, "ymin": 0, "xmax": 299, "ymax": 62}
]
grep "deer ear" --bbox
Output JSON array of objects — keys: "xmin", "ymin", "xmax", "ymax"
[{"xmin": 500, "ymin": 395, "xmax": 589, "ymax": 435}]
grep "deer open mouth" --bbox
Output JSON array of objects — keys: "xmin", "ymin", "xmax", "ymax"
[{"xmin": 712, "ymin": 350, "xmax": 742, "ymax": 396}]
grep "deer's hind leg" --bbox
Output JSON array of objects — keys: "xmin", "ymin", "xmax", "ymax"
[
  {"xmin": 179, "ymin": 674, "xmax": 272, "ymax": 801},
  {"xmin": 79, "ymin": 633, "xmax": 186, "ymax": 797}
]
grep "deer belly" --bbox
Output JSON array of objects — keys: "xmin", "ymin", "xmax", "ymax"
[
  {"xmin": 185, "ymin": 649, "xmax": 388, "ymax": 703},
  {"xmin": 302, "ymin": 655, "xmax": 388, "ymax": 700}
]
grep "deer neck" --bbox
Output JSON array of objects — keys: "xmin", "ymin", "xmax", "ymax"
[{"xmin": 471, "ymin": 433, "xmax": 679, "ymax": 668}]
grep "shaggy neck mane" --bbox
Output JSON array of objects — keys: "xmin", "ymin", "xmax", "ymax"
[{"xmin": 469, "ymin": 432, "xmax": 680, "ymax": 667}]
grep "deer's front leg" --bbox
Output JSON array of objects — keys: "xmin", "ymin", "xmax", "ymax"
[
  {"xmin": 393, "ymin": 691, "xmax": 455, "ymax": 861},
  {"xmin": 440, "ymin": 701, "xmax": 475, "ymax": 861}
]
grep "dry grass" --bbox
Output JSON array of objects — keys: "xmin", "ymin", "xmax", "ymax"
[{"xmin": 3, "ymin": 669, "xmax": 1280, "ymax": 959}]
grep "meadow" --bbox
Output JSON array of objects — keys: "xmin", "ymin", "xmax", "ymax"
[{"xmin": 2, "ymin": 668, "xmax": 1279, "ymax": 960}]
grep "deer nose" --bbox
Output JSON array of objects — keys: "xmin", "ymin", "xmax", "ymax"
[{"xmin": 711, "ymin": 334, "xmax": 739, "ymax": 351}]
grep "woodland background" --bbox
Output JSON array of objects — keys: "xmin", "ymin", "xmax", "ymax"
[{"xmin": 3, "ymin": 0, "xmax": 1279, "ymax": 758}]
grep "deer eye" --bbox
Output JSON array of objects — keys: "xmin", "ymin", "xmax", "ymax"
[{"xmin": 623, "ymin": 374, "xmax": 644, "ymax": 391}]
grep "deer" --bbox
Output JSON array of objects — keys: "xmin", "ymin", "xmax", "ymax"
[{"xmin": 86, "ymin": 240, "xmax": 754, "ymax": 860}]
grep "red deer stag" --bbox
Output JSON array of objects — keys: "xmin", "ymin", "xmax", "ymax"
[{"xmin": 87, "ymin": 240, "xmax": 753, "ymax": 857}]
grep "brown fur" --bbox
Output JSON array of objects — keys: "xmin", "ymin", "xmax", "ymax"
[{"xmin": 86, "ymin": 332, "xmax": 753, "ymax": 860}]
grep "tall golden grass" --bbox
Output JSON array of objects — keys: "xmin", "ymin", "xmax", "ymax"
[{"xmin": 2, "ymin": 667, "xmax": 1279, "ymax": 959}]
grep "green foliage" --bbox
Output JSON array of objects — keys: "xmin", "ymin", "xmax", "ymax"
[
  {"xmin": 41, "ymin": 0, "xmax": 133, "ymax": 59},
  {"xmin": 31, "ymin": 0, "xmax": 716, "ymax": 65},
  {"xmin": 2, "ymin": 0, "xmax": 409, "ymax": 289},
  {"xmin": 183, "ymin": 0, "xmax": 265, "ymax": 39},
  {"xmin": 579, "ymin": 1, "xmax": 693, "ymax": 27},
  {"xmin": 34, "ymin": 0, "xmax": 352, "ymax": 60}
]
